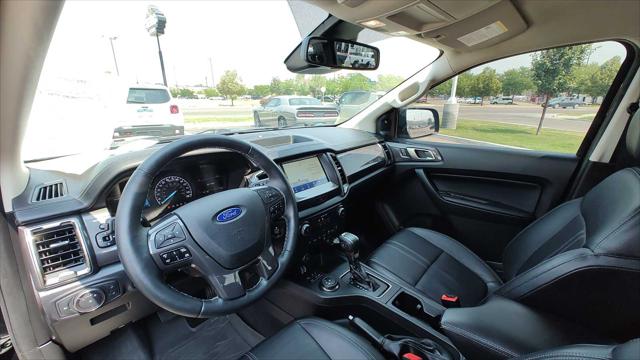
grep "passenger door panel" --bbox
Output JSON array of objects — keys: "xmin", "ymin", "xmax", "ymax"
[{"xmin": 381, "ymin": 141, "xmax": 578, "ymax": 262}]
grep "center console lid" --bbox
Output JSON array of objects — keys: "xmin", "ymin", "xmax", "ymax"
[{"xmin": 440, "ymin": 296, "xmax": 610, "ymax": 360}]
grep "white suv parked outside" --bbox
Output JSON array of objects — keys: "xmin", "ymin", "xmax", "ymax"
[{"xmin": 113, "ymin": 85, "xmax": 184, "ymax": 145}]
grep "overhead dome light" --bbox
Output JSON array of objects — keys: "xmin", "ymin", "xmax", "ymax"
[
  {"xmin": 360, "ymin": 19, "xmax": 386, "ymax": 28},
  {"xmin": 390, "ymin": 31, "xmax": 410, "ymax": 36}
]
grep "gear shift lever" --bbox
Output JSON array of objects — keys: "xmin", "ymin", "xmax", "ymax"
[{"xmin": 338, "ymin": 232, "xmax": 378, "ymax": 291}]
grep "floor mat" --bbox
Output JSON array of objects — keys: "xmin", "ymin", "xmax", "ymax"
[{"xmin": 146, "ymin": 314, "xmax": 264, "ymax": 360}]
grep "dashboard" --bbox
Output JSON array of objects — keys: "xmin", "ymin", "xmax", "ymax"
[
  {"xmin": 10, "ymin": 127, "xmax": 393, "ymax": 352},
  {"xmin": 104, "ymin": 152, "xmax": 253, "ymax": 219}
]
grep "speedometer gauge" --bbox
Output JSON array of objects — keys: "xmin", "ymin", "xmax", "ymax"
[{"xmin": 153, "ymin": 175, "xmax": 193, "ymax": 209}]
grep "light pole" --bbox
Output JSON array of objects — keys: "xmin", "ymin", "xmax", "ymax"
[
  {"xmin": 108, "ymin": 36, "xmax": 119, "ymax": 76},
  {"xmin": 145, "ymin": 6, "xmax": 168, "ymax": 86},
  {"xmin": 442, "ymin": 76, "xmax": 459, "ymax": 129},
  {"xmin": 209, "ymin": 57, "xmax": 214, "ymax": 88}
]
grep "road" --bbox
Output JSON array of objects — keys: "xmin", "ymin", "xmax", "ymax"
[{"xmin": 179, "ymin": 99, "xmax": 597, "ymax": 134}]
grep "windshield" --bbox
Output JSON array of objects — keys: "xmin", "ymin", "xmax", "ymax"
[{"xmin": 23, "ymin": 1, "xmax": 438, "ymax": 162}]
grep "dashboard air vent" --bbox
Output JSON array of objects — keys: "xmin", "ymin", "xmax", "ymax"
[
  {"xmin": 380, "ymin": 143, "xmax": 393, "ymax": 165},
  {"xmin": 33, "ymin": 223, "xmax": 85, "ymax": 276},
  {"xmin": 32, "ymin": 181, "xmax": 66, "ymax": 202},
  {"xmin": 329, "ymin": 153, "xmax": 348, "ymax": 186}
]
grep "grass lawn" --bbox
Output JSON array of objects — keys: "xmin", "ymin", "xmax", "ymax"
[
  {"xmin": 185, "ymin": 116, "xmax": 253, "ymax": 123},
  {"xmin": 440, "ymin": 119, "xmax": 584, "ymax": 153}
]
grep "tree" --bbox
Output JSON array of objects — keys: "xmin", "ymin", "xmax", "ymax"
[
  {"xmin": 251, "ymin": 84, "xmax": 271, "ymax": 98},
  {"xmin": 293, "ymin": 74, "xmax": 310, "ymax": 95},
  {"xmin": 308, "ymin": 75, "xmax": 328, "ymax": 97},
  {"xmin": 456, "ymin": 72, "xmax": 476, "ymax": 98},
  {"xmin": 170, "ymin": 88, "xmax": 196, "ymax": 99},
  {"xmin": 338, "ymin": 73, "xmax": 374, "ymax": 92},
  {"xmin": 571, "ymin": 63, "xmax": 599, "ymax": 97},
  {"xmin": 428, "ymin": 79, "xmax": 452, "ymax": 98},
  {"xmin": 269, "ymin": 77, "xmax": 284, "ymax": 95},
  {"xmin": 216, "ymin": 70, "xmax": 246, "ymax": 105},
  {"xmin": 471, "ymin": 68, "xmax": 501, "ymax": 105},
  {"xmin": 203, "ymin": 87, "xmax": 220, "ymax": 98},
  {"xmin": 375, "ymin": 74, "xmax": 404, "ymax": 92},
  {"xmin": 531, "ymin": 44, "xmax": 590, "ymax": 134},
  {"xmin": 586, "ymin": 56, "xmax": 621, "ymax": 102},
  {"xmin": 501, "ymin": 67, "xmax": 535, "ymax": 97}
]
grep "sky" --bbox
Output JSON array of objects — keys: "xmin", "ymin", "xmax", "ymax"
[
  {"xmin": 39, "ymin": 1, "xmax": 624, "ymax": 88},
  {"xmin": 40, "ymin": 0, "xmax": 439, "ymax": 89},
  {"xmin": 472, "ymin": 41, "xmax": 626, "ymax": 74}
]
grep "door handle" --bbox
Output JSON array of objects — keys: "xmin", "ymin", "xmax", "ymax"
[{"xmin": 406, "ymin": 147, "xmax": 441, "ymax": 161}]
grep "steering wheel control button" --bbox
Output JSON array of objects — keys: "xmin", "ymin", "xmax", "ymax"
[
  {"xmin": 321, "ymin": 276, "xmax": 339, "ymax": 292},
  {"xmin": 73, "ymin": 289, "xmax": 106, "ymax": 313},
  {"xmin": 160, "ymin": 247, "xmax": 191, "ymax": 265},
  {"xmin": 256, "ymin": 187, "xmax": 281, "ymax": 204},
  {"xmin": 155, "ymin": 223, "xmax": 186, "ymax": 249},
  {"xmin": 269, "ymin": 200, "xmax": 285, "ymax": 219}
]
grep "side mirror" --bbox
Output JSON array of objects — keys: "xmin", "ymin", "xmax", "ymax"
[
  {"xmin": 302, "ymin": 37, "xmax": 379, "ymax": 70},
  {"xmin": 399, "ymin": 107, "xmax": 439, "ymax": 138}
]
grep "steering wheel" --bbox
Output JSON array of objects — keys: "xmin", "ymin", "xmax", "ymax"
[{"xmin": 115, "ymin": 135, "xmax": 298, "ymax": 317}]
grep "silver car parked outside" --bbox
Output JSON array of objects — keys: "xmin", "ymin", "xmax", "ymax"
[{"xmin": 253, "ymin": 96, "xmax": 339, "ymax": 127}]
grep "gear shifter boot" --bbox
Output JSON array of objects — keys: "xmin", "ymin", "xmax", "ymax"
[{"xmin": 338, "ymin": 232, "xmax": 378, "ymax": 291}]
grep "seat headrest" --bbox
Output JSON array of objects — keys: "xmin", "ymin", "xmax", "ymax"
[{"xmin": 627, "ymin": 109, "xmax": 640, "ymax": 160}]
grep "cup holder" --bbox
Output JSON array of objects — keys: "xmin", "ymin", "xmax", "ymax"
[{"xmin": 392, "ymin": 291, "xmax": 439, "ymax": 326}]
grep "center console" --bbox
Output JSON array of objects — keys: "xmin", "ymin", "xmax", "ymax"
[{"xmin": 272, "ymin": 147, "xmax": 463, "ymax": 359}]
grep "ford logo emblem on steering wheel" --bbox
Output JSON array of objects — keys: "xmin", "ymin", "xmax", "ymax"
[{"xmin": 216, "ymin": 207, "xmax": 243, "ymax": 223}]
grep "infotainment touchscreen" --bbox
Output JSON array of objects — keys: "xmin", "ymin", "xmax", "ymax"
[{"xmin": 282, "ymin": 157, "xmax": 329, "ymax": 194}]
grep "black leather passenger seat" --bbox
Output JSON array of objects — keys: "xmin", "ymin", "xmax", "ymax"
[
  {"xmin": 369, "ymin": 110, "xmax": 640, "ymax": 339},
  {"xmin": 368, "ymin": 227, "xmax": 502, "ymax": 307}
]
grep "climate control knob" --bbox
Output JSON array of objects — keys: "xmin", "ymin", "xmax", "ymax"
[
  {"xmin": 73, "ymin": 288, "xmax": 105, "ymax": 313},
  {"xmin": 337, "ymin": 206, "xmax": 346, "ymax": 218},
  {"xmin": 300, "ymin": 222, "xmax": 312, "ymax": 237}
]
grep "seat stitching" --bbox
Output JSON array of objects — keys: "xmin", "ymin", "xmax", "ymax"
[
  {"xmin": 498, "ymin": 251, "xmax": 593, "ymax": 296},
  {"xmin": 512, "ymin": 214, "xmax": 585, "ymax": 278},
  {"xmin": 416, "ymin": 250, "xmax": 443, "ymax": 290},
  {"xmin": 441, "ymin": 323, "xmax": 518, "ymax": 358},
  {"xmin": 368, "ymin": 257, "xmax": 425, "ymax": 289},
  {"xmin": 591, "ymin": 208, "xmax": 640, "ymax": 253},
  {"xmin": 519, "ymin": 351, "xmax": 611, "ymax": 360},
  {"xmin": 298, "ymin": 319, "xmax": 378, "ymax": 360},
  {"xmin": 294, "ymin": 321, "xmax": 331, "ymax": 359},
  {"xmin": 384, "ymin": 242, "xmax": 430, "ymax": 267},
  {"xmin": 298, "ymin": 320, "xmax": 378, "ymax": 359},
  {"xmin": 502, "ymin": 200, "xmax": 581, "ymax": 262},
  {"xmin": 387, "ymin": 239, "xmax": 434, "ymax": 265},
  {"xmin": 407, "ymin": 228, "xmax": 502, "ymax": 283}
]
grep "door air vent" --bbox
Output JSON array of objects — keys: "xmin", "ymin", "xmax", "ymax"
[
  {"xmin": 329, "ymin": 153, "xmax": 348, "ymax": 187},
  {"xmin": 32, "ymin": 181, "xmax": 66, "ymax": 202},
  {"xmin": 380, "ymin": 143, "xmax": 393, "ymax": 165},
  {"xmin": 20, "ymin": 219, "xmax": 91, "ymax": 288}
]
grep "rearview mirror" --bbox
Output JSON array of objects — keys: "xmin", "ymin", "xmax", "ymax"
[
  {"xmin": 399, "ymin": 107, "xmax": 439, "ymax": 138},
  {"xmin": 303, "ymin": 37, "xmax": 379, "ymax": 70}
]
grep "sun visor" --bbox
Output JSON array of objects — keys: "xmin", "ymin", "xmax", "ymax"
[{"xmin": 419, "ymin": 1, "xmax": 527, "ymax": 50}]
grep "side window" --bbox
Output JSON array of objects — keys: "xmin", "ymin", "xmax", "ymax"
[
  {"xmin": 266, "ymin": 98, "xmax": 281, "ymax": 107},
  {"xmin": 405, "ymin": 41, "xmax": 626, "ymax": 154}
]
